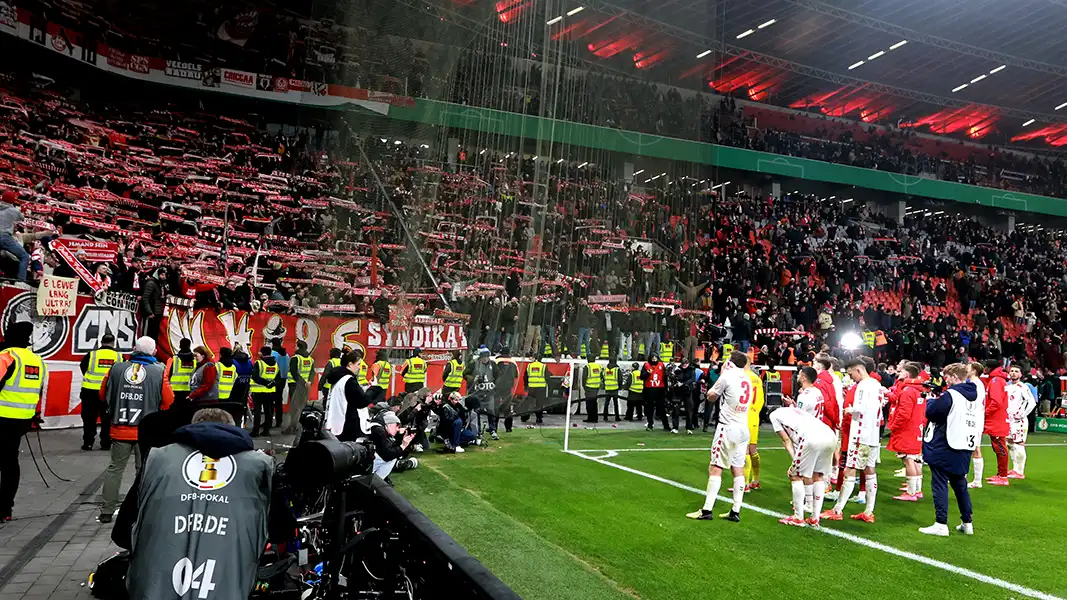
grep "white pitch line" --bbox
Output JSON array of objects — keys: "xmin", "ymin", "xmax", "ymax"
[{"xmin": 566, "ymin": 450, "xmax": 1066, "ymax": 600}]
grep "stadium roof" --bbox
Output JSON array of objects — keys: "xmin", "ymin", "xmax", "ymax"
[{"xmin": 482, "ymin": 0, "xmax": 1067, "ymax": 146}]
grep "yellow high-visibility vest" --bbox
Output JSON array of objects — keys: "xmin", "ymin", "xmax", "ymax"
[
  {"xmin": 250, "ymin": 360, "xmax": 278, "ymax": 393},
  {"xmin": 373, "ymin": 360, "xmax": 391, "ymax": 387},
  {"xmin": 287, "ymin": 355, "xmax": 314, "ymax": 383},
  {"xmin": 403, "ymin": 357, "xmax": 427, "ymax": 384},
  {"xmin": 659, "ymin": 342, "xmax": 673, "ymax": 362},
  {"xmin": 526, "ymin": 361, "xmax": 547, "ymax": 388},
  {"xmin": 322, "ymin": 357, "xmax": 342, "ymax": 390},
  {"xmin": 444, "ymin": 359, "xmax": 464, "ymax": 388},
  {"xmin": 585, "ymin": 363, "xmax": 603, "ymax": 388},
  {"xmin": 169, "ymin": 357, "xmax": 198, "ymax": 392},
  {"xmin": 629, "ymin": 370, "xmax": 644, "ymax": 393},
  {"xmin": 217, "ymin": 364, "xmax": 237, "ymax": 399},
  {"xmin": 0, "ymin": 347, "xmax": 45, "ymax": 419},
  {"xmin": 357, "ymin": 359, "xmax": 371, "ymax": 387},
  {"xmin": 604, "ymin": 366, "xmax": 619, "ymax": 391},
  {"xmin": 82, "ymin": 348, "xmax": 119, "ymax": 391},
  {"xmin": 599, "ymin": 343, "xmax": 609, "ymax": 360}
]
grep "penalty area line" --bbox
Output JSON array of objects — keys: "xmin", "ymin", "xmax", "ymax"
[{"xmin": 566, "ymin": 450, "xmax": 1066, "ymax": 600}]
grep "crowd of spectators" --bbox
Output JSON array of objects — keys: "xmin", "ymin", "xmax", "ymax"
[{"xmin": 4, "ymin": 50, "xmax": 1067, "ymax": 415}]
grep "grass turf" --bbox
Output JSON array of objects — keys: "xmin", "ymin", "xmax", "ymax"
[{"xmin": 394, "ymin": 427, "xmax": 1067, "ymax": 600}]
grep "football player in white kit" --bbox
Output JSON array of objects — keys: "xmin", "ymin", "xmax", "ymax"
[
  {"xmin": 821, "ymin": 358, "xmax": 881, "ymax": 523},
  {"xmin": 1005, "ymin": 364, "xmax": 1037, "ymax": 479},
  {"xmin": 793, "ymin": 367, "xmax": 825, "ymax": 420},
  {"xmin": 769, "ymin": 406, "xmax": 836, "ymax": 527},
  {"xmin": 966, "ymin": 362, "xmax": 987, "ymax": 488},
  {"xmin": 687, "ymin": 352, "xmax": 752, "ymax": 522}
]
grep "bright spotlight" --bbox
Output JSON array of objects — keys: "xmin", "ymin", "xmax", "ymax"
[{"xmin": 840, "ymin": 331, "xmax": 863, "ymax": 351}]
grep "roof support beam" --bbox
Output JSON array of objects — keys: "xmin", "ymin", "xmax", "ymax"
[
  {"xmin": 779, "ymin": 0, "xmax": 1067, "ymax": 76},
  {"xmin": 576, "ymin": 0, "xmax": 1067, "ymax": 122}
]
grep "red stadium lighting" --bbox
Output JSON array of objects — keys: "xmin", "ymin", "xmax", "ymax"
[
  {"xmin": 1012, "ymin": 123, "xmax": 1067, "ymax": 146},
  {"xmin": 495, "ymin": 0, "xmax": 528, "ymax": 23},
  {"xmin": 588, "ymin": 32, "xmax": 644, "ymax": 58},
  {"xmin": 906, "ymin": 106, "xmax": 997, "ymax": 137}
]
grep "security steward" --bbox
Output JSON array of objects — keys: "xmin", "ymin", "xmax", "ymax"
[
  {"xmin": 353, "ymin": 348, "xmax": 371, "ymax": 389},
  {"xmin": 80, "ymin": 333, "xmax": 119, "ymax": 451},
  {"xmin": 582, "ymin": 355, "xmax": 603, "ymax": 424},
  {"xmin": 99, "ymin": 336, "xmax": 173, "ymax": 523},
  {"xmin": 317, "ymin": 348, "xmax": 343, "ymax": 409},
  {"xmin": 367, "ymin": 350, "xmax": 392, "ymax": 404},
  {"xmin": 165, "ymin": 337, "xmax": 198, "ymax": 407},
  {"xmin": 441, "ymin": 349, "xmax": 464, "ymax": 399},
  {"xmin": 126, "ymin": 407, "xmax": 273, "ymax": 600},
  {"xmin": 400, "ymin": 348, "xmax": 427, "ymax": 394},
  {"xmin": 216, "ymin": 347, "xmax": 238, "ymax": 401},
  {"xmin": 522, "ymin": 353, "xmax": 548, "ymax": 426},
  {"xmin": 250, "ymin": 346, "xmax": 279, "ymax": 436},
  {"xmin": 283, "ymin": 340, "xmax": 315, "ymax": 434},
  {"xmin": 0, "ymin": 322, "xmax": 46, "ymax": 522},
  {"xmin": 602, "ymin": 358, "xmax": 621, "ymax": 422},
  {"xmin": 624, "ymin": 362, "xmax": 645, "ymax": 422}
]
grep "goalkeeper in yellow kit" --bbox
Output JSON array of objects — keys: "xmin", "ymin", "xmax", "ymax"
[{"xmin": 744, "ymin": 365, "xmax": 765, "ymax": 490}]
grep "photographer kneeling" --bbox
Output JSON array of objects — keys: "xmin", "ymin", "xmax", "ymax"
[
  {"xmin": 126, "ymin": 408, "xmax": 273, "ymax": 599},
  {"xmin": 368, "ymin": 410, "xmax": 418, "ymax": 482}
]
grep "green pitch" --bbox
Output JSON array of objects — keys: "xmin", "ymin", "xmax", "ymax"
[{"xmin": 394, "ymin": 427, "xmax": 1067, "ymax": 600}]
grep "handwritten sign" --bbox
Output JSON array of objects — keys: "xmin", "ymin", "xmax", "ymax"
[{"xmin": 37, "ymin": 275, "xmax": 78, "ymax": 316}]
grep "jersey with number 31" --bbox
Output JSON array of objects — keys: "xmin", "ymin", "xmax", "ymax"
[{"xmin": 711, "ymin": 367, "xmax": 752, "ymax": 430}]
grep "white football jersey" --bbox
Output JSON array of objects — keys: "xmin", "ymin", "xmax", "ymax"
[
  {"xmin": 770, "ymin": 406, "xmax": 835, "ymax": 446},
  {"xmin": 795, "ymin": 387, "xmax": 824, "ymax": 420},
  {"xmin": 1005, "ymin": 382, "xmax": 1036, "ymax": 422},
  {"xmin": 851, "ymin": 378, "xmax": 882, "ymax": 447},
  {"xmin": 710, "ymin": 366, "xmax": 752, "ymax": 430}
]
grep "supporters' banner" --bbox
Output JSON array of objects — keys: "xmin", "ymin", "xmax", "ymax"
[
  {"xmin": 221, "ymin": 68, "xmax": 255, "ymax": 89},
  {"xmin": 588, "ymin": 294, "xmax": 626, "ymax": 304},
  {"xmin": 0, "ymin": 286, "xmax": 474, "ymax": 428},
  {"xmin": 57, "ymin": 238, "xmax": 118, "ymax": 262},
  {"xmin": 36, "ymin": 275, "xmax": 78, "ymax": 316},
  {"xmin": 50, "ymin": 239, "xmax": 107, "ymax": 293},
  {"xmin": 1, "ymin": 11, "xmax": 403, "ymax": 115},
  {"xmin": 0, "ymin": 286, "xmax": 140, "ymax": 428},
  {"xmin": 165, "ymin": 60, "xmax": 202, "ymax": 80}
]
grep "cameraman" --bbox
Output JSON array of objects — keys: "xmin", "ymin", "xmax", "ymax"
[
  {"xmin": 127, "ymin": 408, "xmax": 273, "ymax": 599},
  {"xmin": 367, "ymin": 410, "xmax": 417, "ymax": 481}
]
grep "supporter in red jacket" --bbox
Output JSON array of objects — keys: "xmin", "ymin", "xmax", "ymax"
[
  {"xmin": 983, "ymin": 362, "xmax": 1010, "ymax": 485},
  {"xmin": 888, "ymin": 364, "xmax": 927, "ymax": 501}
]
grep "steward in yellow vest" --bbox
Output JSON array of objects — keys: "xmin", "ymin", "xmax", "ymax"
[
  {"xmin": 319, "ymin": 348, "xmax": 343, "ymax": 396},
  {"xmin": 282, "ymin": 341, "xmax": 316, "ymax": 434},
  {"xmin": 0, "ymin": 322, "xmax": 46, "ymax": 518},
  {"xmin": 582, "ymin": 358, "xmax": 603, "ymax": 424},
  {"xmin": 442, "ymin": 350, "xmax": 464, "ymax": 394},
  {"xmin": 521, "ymin": 354, "xmax": 548, "ymax": 426},
  {"xmin": 624, "ymin": 361, "xmax": 645, "ymax": 422},
  {"xmin": 602, "ymin": 359, "xmax": 621, "ymax": 421},
  {"xmin": 250, "ymin": 346, "xmax": 279, "ymax": 436},
  {"xmin": 401, "ymin": 348, "xmax": 427, "ymax": 392},
  {"xmin": 166, "ymin": 337, "xmax": 198, "ymax": 403},
  {"xmin": 80, "ymin": 333, "xmax": 119, "ymax": 450},
  {"xmin": 367, "ymin": 350, "xmax": 393, "ymax": 404}
]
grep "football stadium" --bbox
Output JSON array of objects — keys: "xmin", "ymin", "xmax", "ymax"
[{"xmin": 0, "ymin": 0, "xmax": 1064, "ymax": 599}]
